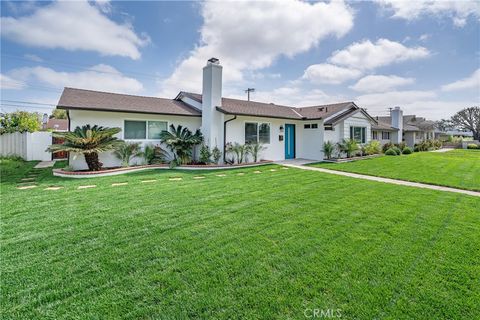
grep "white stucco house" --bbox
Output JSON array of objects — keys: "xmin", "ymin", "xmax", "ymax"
[{"xmin": 57, "ymin": 58, "xmax": 388, "ymax": 170}]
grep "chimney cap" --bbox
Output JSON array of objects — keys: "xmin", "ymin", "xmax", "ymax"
[
  {"xmin": 208, "ymin": 57, "xmax": 220, "ymax": 64},
  {"xmin": 394, "ymin": 106, "xmax": 401, "ymax": 110}
]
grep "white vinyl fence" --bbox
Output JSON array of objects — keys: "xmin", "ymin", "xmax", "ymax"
[{"xmin": 0, "ymin": 132, "xmax": 53, "ymax": 161}]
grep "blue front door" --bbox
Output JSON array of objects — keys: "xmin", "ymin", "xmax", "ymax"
[{"xmin": 284, "ymin": 124, "xmax": 295, "ymax": 159}]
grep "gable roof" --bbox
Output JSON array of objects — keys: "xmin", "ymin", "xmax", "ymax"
[
  {"xmin": 376, "ymin": 115, "xmax": 435, "ymax": 132},
  {"xmin": 45, "ymin": 118, "xmax": 68, "ymax": 131},
  {"xmin": 58, "ymin": 88, "xmax": 201, "ymax": 117}
]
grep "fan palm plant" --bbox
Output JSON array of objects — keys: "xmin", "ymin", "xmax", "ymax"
[
  {"xmin": 248, "ymin": 142, "xmax": 266, "ymax": 162},
  {"xmin": 337, "ymin": 138, "xmax": 359, "ymax": 158},
  {"xmin": 139, "ymin": 144, "xmax": 168, "ymax": 164},
  {"xmin": 114, "ymin": 142, "xmax": 141, "ymax": 167},
  {"xmin": 48, "ymin": 125, "xmax": 123, "ymax": 171},
  {"xmin": 159, "ymin": 124, "xmax": 203, "ymax": 165},
  {"xmin": 322, "ymin": 141, "xmax": 335, "ymax": 159}
]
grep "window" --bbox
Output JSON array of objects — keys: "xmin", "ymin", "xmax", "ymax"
[
  {"xmin": 245, "ymin": 122, "xmax": 270, "ymax": 144},
  {"xmin": 324, "ymin": 124, "xmax": 333, "ymax": 131},
  {"xmin": 350, "ymin": 126, "xmax": 366, "ymax": 143},
  {"xmin": 148, "ymin": 121, "xmax": 167, "ymax": 139},
  {"xmin": 125, "ymin": 120, "xmax": 146, "ymax": 139},
  {"xmin": 124, "ymin": 120, "xmax": 167, "ymax": 140},
  {"xmin": 382, "ymin": 131, "xmax": 390, "ymax": 140},
  {"xmin": 304, "ymin": 124, "xmax": 311, "ymax": 129},
  {"xmin": 304, "ymin": 123, "xmax": 318, "ymax": 129},
  {"xmin": 372, "ymin": 131, "xmax": 378, "ymax": 140},
  {"xmin": 311, "ymin": 123, "xmax": 318, "ymax": 129}
]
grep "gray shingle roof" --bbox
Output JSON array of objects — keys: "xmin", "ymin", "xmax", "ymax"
[{"xmin": 58, "ymin": 88, "xmax": 201, "ymax": 117}]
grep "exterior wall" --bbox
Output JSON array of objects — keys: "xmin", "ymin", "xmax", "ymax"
[
  {"xmin": 0, "ymin": 131, "xmax": 52, "ymax": 161},
  {"xmin": 201, "ymin": 62, "xmax": 224, "ymax": 149},
  {"xmin": 68, "ymin": 109, "xmax": 201, "ymax": 170},
  {"xmin": 341, "ymin": 113, "xmax": 372, "ymax": 143},
  {"xmin": 371, "ymin": 130, "xmax": 391, "ymax": 145},
  {"xmin": 224, "ymin": 116, "xmax": 324, "ymax": 161},
  {"xmin": 404, "ymin": 132, "xmax": 416, "ymax": 147}
]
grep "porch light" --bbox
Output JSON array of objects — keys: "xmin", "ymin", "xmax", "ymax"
[{"xmin": 279, "ymin": 125, "xmax": 284, "ymax": 133}]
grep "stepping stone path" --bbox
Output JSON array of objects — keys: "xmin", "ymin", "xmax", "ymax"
[
  {"xmin": 282, "ymin": 167, "xmax": 289, "ymax": 170},
  {"xmin": 45, "ymin": 186, "xmax": 63, "ymax": 191},
  {"xmin": 237, "ymin": 173, "xmax": 245, "ymax": 176},
  {"xmin": 78, "ymin": 185, "xmax": 96, "ymax": 189},
  {"xmin": 253, "ymin": 171, "xmax": 262, "ymax": 174},
  {"xmin": 169, "ymin": 177, "xmax": 183, "ymax": 181},
  {"xmin": 21, "ymin": 177, "xmax": 36, "ymax": 181},
  {"xmin": 112, "ymin": 182, "xmax": 128, "ymax": 186},
  {"xmin": 193, "ymin": 176, "xmax": 205, "ymax": 179},
  {"xmin": 17, "ymin": 185, "xmax": 37, "ymax": 190},
  {"xmin": 269, "ymin": 169, "xmax": 277, "ymax": 172},
  {"xmin": 141, "ymin": 180, "xmax": 157, "ymax": 183},
  {"xmin": 216, "ymin": 174, "xmax": 226, "ymax": 177}
]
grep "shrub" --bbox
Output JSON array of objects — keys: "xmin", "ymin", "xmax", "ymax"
[
  {"xmin": 382, "ymin": 142, "xmax": 394, "ymax": 153},
  {"xmin": 323, "ymin": 141, "xmax": 335, "ymax": 159},
  {"xmin": 159, "ymin": 124, "xmax": 203, "ymax": 165},
  {"xmin": 199, "ymin": 144, "xmax": 212, "ymax": 164},
  {"xmin": 467, "ymin": 143, "xmax": 479, "ymax": 149},
  {"xmin": 364, "ymin": 140, "xmax": 381, "ymax": 155},
  {"xmin": 211, "ymin": 146, "xmax": 222, "ymax": 164},
  {"xmin": 114, "ymin": 141, "xmax": 141, "ymax": 167},
  {"xmin": 140, "ymin": 144, "xmax": 167, "ymax": 164},
  {"xmin": 391, "ymin": 146, "xmax": 402, "ymax": 155},
  {"xmin": 414, "ymin": 146, "xmax": 420, "ymax": 152},
  {"xmin": 385, "ymin": 148, "xmax": 398, "ymax": 156},
  {"xmin": 402, "ymin": 147, "xmax": 413, "ymax": 154},
  {"xmin": 337, "ymin": 139, "xmax": 359, "ymax": 158},
  {"xmin": 397, "ymin": 142, "xmax": 407, "ymax": 151},
  {"xmin": 248, "ymin": 142, "xmax": 266, "ymax": 162}
]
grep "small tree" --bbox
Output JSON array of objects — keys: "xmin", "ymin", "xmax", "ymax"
[
  {"xmin": 199, "ymin": 144, "xmax": 212, "ymax": 164},
  {"xmin": 323, "ymin": 141, "xmax": 335, "ymax": 159},
  {"xmin": 49, "ymin": 109, "xmax": 67, "ymax": 119},
  {"xmin": 211, "ymin": 146, "xmax": 222, "ymax": 164},
  {"xmin": 159, "ymin": 124, "xmax": 203, "ymax": 165},
  {"xmin": 48, "ymin": 125, "xmax": 123, "ymax": 171},
  {"xmin": 248, "ymin": 142, "xmax": 266, "ymax": 162},
  {"xmin": 114, "ymin": 141, "xmax": 141, "ymax": 167},
  {"xmin": 0, "ymin": 111, "xmax": 41, "ymax": 134},
  {"xmin": 337, "ymin": 139, "xmax": 359, "ymax": 158},
  {"xmin": 450, "ymin": 106, "xmax": 480, "ymax": 140}
]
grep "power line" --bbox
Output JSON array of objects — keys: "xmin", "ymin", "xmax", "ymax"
[
  {"xmin": 0, "ymin": 100, "xmax": 57, "ymax": 106},
  {"xmin": 0, "ymin": 103, "xmax": 55, "ymax": 110}
]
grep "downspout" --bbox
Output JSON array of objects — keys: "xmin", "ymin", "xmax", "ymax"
[
  {"xmin": 66, "ymin": 110, "xmax": 71, "ymax": 166},
  {"xmin": 223, "ymin": 115, "xmax": 237, "ymax": 163}
]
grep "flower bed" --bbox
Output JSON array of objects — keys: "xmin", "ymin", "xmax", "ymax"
[
  {"xmin": 53, "ymin": 160, "xmax": 273, "ymax": 178},
  {"xmin": 321, "ymin": 154, "xmax": 383, "ymax": 163}
]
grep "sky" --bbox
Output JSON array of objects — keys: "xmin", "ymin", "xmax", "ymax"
[{"xmin": 0, "ymin": 0, "xmax": 479, "ymax": 120}]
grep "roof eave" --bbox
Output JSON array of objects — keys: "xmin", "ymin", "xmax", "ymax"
[{"xmin": 57, "ymin": 105, "xmax": 202, "ymax": 117}]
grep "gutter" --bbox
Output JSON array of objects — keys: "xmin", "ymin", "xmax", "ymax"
[{"xmin": 223, "ymin": 115, "xmax": 237, "ymax": 163}]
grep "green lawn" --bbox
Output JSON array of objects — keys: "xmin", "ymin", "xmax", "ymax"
[
  {"xmin": 310, "ymin": 149, "xmax": 480, "ymax": 191},
  {"xmin": 1, "ymin": 159, "xmax": 479, "ymax": 319}
]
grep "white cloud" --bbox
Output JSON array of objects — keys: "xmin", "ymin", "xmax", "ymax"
[
  {"xmin": 441, "ymin": 69, "xmax": 480, "ymax": 91},
  {"xmin": 0, "ymin": 74, "xmax": 26, "ymax": 90},
  {"xmin": 8, "ymin": 64, "xmax": 144, "ymax": 94},
  {"xmin": 303, "ymin": 63, "xmax": 362, "ymax": 84},
  {"xmin": 329, "ymin": 38, "xmax": 430, "ymax": 70},
  {"xmin": 0, "ymin": 1, "xmax": 149, "ymax": 59},
  {"xmin": 375, "ymin": 0, "xmax": 480, "ymax": 27},
  {"xmin": 419, "ymin": 33, "xmax": 431, "ymax": 42},
  {"xmin": 23, "ymin": 53, "xmax": 43, "ymax": 62},
  {"xmin": 350, "ymin": 75, "xmax": 415, "ymax": 93},
  {"xmin": 159, "ymin": 0, "xmax": 354, "ymax": 96}
]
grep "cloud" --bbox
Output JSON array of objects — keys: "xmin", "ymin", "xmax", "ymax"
[
  {"xmin": 350, "ymin": 75, "xmax": 415, "ymax": 93},
  {"xmin": 0, "ymin": 74, "xmax": 26, "ymax": 90},
  {"xmin": 329, "ymin": 38, "xmax": 430, "ymax": 70},
  {"xmin": 159, "ymin": 0, "xmax": 354, "ymax": 96},
  {"xmin": 303, "ymin": 63, "xmax": 362, "ymax": 84},
  {"xmin": 23, "ymin": 53, "xmax": 43, "ymax": 62},
  {"xmin": 8, "ymin": 64, "xmax": 144, "ymax": 94},
  {"xmin": 0, "ymin": 1, "xmax": 149, "ymax": 59},
  {"xmin": 356, "ymin": 90, "xmax": 436, "ymax": 108},
  {"xmin": 441, "ymin": 69, "xmax": 480, "ymax": 91},
  {"xmin": 375, "ymin": 0, "xmax": 480, "ymax": 27}
]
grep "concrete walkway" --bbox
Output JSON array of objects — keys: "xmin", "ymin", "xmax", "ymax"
[
  {"xmin": 34, "ymin": 161, "xmax": 56, "ymax": 169},
  {"xmin": 281, "ymin": 164, "xmax": 480, "ymax": 197},
  {"xmin": 431, "ymin": 148, "xmax": 455, "ymax": 153}
]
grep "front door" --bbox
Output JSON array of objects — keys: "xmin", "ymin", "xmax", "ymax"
[{"xmin": 284, "ymin": 124, "xmax": 295, "ymax": 159}]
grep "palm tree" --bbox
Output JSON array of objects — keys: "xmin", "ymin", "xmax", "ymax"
[
  {"xmin": 48, "ymin": 125, "xmax": 123, "ymax": 171},
  {"xmin": 337, "ymin": 138, "xmax": 359, "ymax": 158},
  {"xmin": 114, "ymin": 141, "xmax": 141, "ymax": 167},
  {"xmin": 322, "ymin": 141, "xmax": 335, "ymax": 159},
  {"xmin": 159, "ymin": 124, "xmax": 203, "ymax": 165},
  {"xmin": 248, "ymin": 142, "xmax": 266, "ymax": 162}
]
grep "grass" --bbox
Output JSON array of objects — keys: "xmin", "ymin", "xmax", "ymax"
[
  {"xmin": 310, "ymin": 149, "xmax": 480, "ymax": 191},
  {"xmin": 1, "ymin": 159, "xmax": 479, "ymax": 319}
]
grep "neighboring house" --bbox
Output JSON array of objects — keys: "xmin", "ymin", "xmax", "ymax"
[
  {"xmin": 56, "ymin": 58, "xmax": 378, "ymax": 170},
  {"xmin": 44, "ymin": 119, "xmax": 68, "ymax": 132},
  {"xmin": 373, "ymin": 107, "xmax": 436, "ymax": 147}
]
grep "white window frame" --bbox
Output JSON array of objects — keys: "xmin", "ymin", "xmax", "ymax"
[
  {"xmin": 350, "ymin": 126, "xmax": 366, "ymax": 144},
  {"xmin": 244, "ymin": 121, "xmax": 271, "ymax": 145},
  {"xmin": 123, "ymin": 119, "xmax": 169, "ymax": 141},
  {"xmin": 382, "ymin": 131, "xmax": 390, "ymax": 140}
]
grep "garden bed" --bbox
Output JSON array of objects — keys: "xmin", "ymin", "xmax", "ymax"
[
  {"xmin": 320, "ymin": 154, "xmax": 383, "ymax": 163},
  {"xmin": 53, "ymin": 160, "xmax": 273, "ymax": 178}
]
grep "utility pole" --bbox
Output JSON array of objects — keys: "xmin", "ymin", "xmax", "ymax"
[{"xmin": 245, "ymin": 88, "xmax": 255, "ymax": 101}]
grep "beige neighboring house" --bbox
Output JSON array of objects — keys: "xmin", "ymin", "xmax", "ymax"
[{"xmin": 372, "ymin": 107, "xmax": 436, "ymax": 147}]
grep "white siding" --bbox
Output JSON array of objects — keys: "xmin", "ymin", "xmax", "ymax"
[
  {"xmin": 342, "ymin": 113, "xmax": 372, "ymax": 143},
  {"xmin": 69, "ymin": 110, "xmax": 202, "ymax": 170}
]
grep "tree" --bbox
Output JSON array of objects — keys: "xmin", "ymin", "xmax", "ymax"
[
  {"xmin": 159, "ymin": 124, "xmax": 203, "ymax": 165},
  {"xmin": 0, "ymin": 111, "xmax": 41, "ymax": 134},
  {"xmin": 48, "ymin": 125, "xmax": 123, "ymax": 171},
  {"xmin": 450, "ymin": 106, "xmax": 480, "ymax": 140},
  {"xmin": 49, "ymin": 109, "xmax": 67, "ymax": 119}
]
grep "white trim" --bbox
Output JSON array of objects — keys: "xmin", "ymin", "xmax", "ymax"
[{"xmin": 243, "ymin": 120, "xmax": 272, "ymax": 145}]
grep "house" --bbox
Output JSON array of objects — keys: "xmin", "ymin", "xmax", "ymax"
[
  {"xmin": 44, "ymin": 118, "xmax": 68, "ymax": 132},
  {"xmin": 372, "ymin": 107, "xmax": 436, "ymax": 147},
  {"xmin": 57, "ymin": 58, "xmax": 379, "ymax": 170}
]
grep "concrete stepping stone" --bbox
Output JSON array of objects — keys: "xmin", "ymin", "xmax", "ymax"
[
  {"xmin": 78, "ymin": 185, "xmax": 96, "ymax": 189},
  {"xmin": 253, "ymin": 171, "xmax": 262, "ymax": 174},
  {"xmin": 17, "ymin": 185, "xmax": 37, "ymax": 190},
  {"xmin": 193, "ymin": 176, "xmax": 205, "ymax": 179},
  {"xmin": 112, "ymin": 182, "xmax": 128, "ymax": 187},
  {"xmin": 34, "ymin": 161, "xmax": 56, "ymax": 169},
  {"xmin": 141, "ymin": 180, "xmax": 157, "ymax": 183},
  {"xmin": 216, "ymin": 174, "xmax": 226, "ymax": 177},
  {"xmin": 169, "ymin": 177, "xmax": 183, "ymax": 181},
  {"xmin": 21, "ymin": 177, "xmax": 36, "ymax": 181},
  {"xmin": 269, "ymin": 169, "xmax": 277, "ymax": 172},
  {"xmin": 282, "ymin": 167, "xmax": 289, "ymax": 170},
  {"xmin": 237, "ymin": 172, "xmax": 245, "ymax": 176},
  {"xmin": 45, "ymin": 186, "xmax": 63, "ymax": 191}
]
